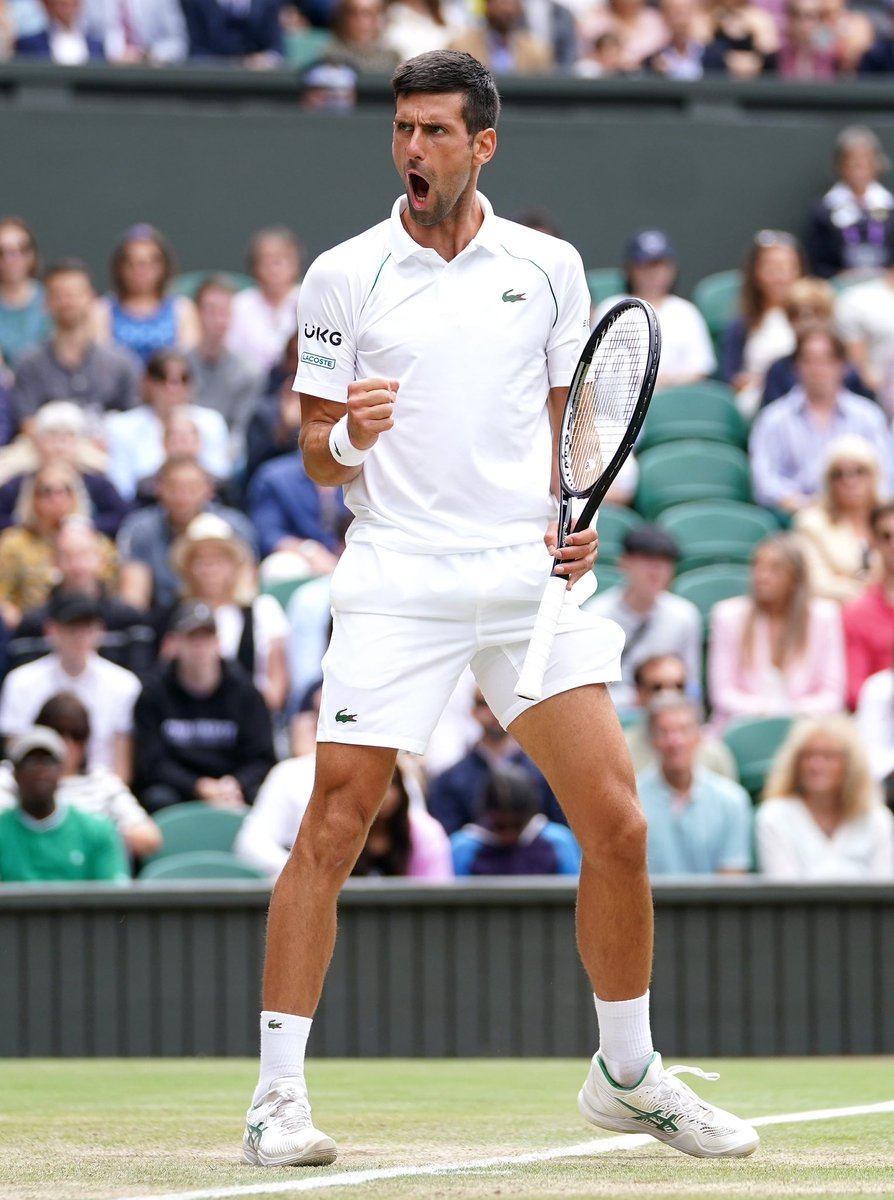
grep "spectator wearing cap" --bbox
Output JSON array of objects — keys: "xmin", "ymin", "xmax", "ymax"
[
  {"xmin": 10, "ymin": 258, "xmax": 141, "ymax": 434},
  {"xmin": 636, "ymin": 694, "xmax": 753, "ymax": 877},
  {"xmin": 104, "ymin": 349, "xmax": 231, "ymax": 502},
  {"xmin": 594, "ymin": 228, "xmax": 715, "ymax": 390},
  {"xmin": 584, "ymin": 525, "xmax": 702, "ymax": 712},
  {"xmin": 0, "ymin": 590, "xmax": 141, "ymax": 781},
  {"xmin": 116, "ymin": 454, "xmax": 258, "ymax": 615},
  {"xmin": 132, "ymin": 600, "xmax": 276, "ymax": 813},
  {"xmin": 0, "ymin": 725, "xmax": 129, "ymax": 883},
  {"xmin": 7, "ymin": 518, "xmax": 156, "ymax": 681},
  {"xmin": 805, "ymin": 126, "xmax": 894, "ymax": 281},
  {"xmin": 301, "ymin": 62, "xmax": 358, "ymax": 112}
]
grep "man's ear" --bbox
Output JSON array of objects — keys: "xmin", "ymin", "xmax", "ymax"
[{"xmin": 472, "ymin": 127, "xmax": 497, "ymax": 167}]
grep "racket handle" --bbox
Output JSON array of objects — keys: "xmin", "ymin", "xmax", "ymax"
[{"xmin": 515, "ymin": 575, "xmax": 567, "ymax": 702}]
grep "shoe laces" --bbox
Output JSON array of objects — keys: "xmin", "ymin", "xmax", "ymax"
[
  {"xmin": 656, "ymin": 1065, "xmax": 721, "ymax": 1115},
  {"xmin": 268, "ymin": 1086, "xmax": 313, "ymax": 1133}
]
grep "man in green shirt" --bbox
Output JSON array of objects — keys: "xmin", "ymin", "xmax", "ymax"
[{"xmin": 0, "ymin": 727, "xmax": 129, "ymax": 883}]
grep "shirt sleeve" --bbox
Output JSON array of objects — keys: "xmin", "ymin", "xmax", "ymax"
[
  {"xmin": 546, "ymin": 243, "xmax": 591, "ymax": 390},
  {"xmin": 292, "ymin": 250, "xmax": 360, "ymax": 404},
  {"xmin": 89, "ymin": 817, "xmax": 131, "ymax": 882}
]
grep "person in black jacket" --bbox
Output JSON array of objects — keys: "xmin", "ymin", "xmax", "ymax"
[{"xmin": 133, "ymin": 599, "xmax": 276, "ymax": 812}]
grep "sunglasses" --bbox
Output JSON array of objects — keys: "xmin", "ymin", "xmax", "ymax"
[
  {"xmin": 830, "ymin": 465, "xmax": 870, "ymax": 481},
  {"xmin": 35, "ymin": 484, "xmax": 74, "ymax": 497},
  {"xmin": 641, "ymin": 680, "xmax": 686, "ymax": 694}
]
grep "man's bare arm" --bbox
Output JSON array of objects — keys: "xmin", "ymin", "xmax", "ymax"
[{"xmin": 299, "ymin": 376, "xmax": 399, "ymax": 486}]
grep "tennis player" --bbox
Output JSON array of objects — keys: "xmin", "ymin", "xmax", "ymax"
[{"xmin": 243, "ymin": 50, "xmax": 758, "ymax": 1168}]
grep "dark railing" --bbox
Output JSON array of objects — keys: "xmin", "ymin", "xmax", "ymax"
[{"xmin": 1, "ymin": 878, "xmax": 891, "ymax": 1058}]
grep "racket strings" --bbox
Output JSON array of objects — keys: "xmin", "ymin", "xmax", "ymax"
[{"xmin": 564, "ymin": 310, "xmax": 651, "ymax": 492}]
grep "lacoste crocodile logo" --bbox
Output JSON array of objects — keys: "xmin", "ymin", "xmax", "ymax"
[
  {"xmin": 336, "ymin": 708, "xmax": 358, "ymax": 723},
  {"xmin": 267, "ymin": 1019, "xmax": 282, "ymax": 1029},
  {"xmin": 502, "ymin": 289, "xmax": 526, "ymax": 303}
]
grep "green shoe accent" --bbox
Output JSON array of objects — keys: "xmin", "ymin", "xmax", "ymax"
[{"xmin": 596, "ymin": 1051, "xmax": 657, "ymax": 1091}]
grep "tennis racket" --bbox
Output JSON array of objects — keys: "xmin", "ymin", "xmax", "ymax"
[{"xmin": 514, "ymin": 297, "xmax": 661, "ymax": 702}]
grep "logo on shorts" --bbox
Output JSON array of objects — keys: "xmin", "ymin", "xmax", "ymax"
[
  {"xmin": 336, "ymin": 708, "xmax": 358, "ymax": 724},
  {"xmin": 301, "ymin": 350, "xmax": 336, "ymax": 370},
  {"xmin": 502, "ymin": 288, "xmax": 526, "ymax": 303}
]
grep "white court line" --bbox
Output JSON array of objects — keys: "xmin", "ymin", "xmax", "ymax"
[{"xmin": 124, "ymin": 1100, "xmax": 894, "ymax": 1200}]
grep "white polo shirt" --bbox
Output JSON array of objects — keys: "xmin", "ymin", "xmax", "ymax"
[{"xmin": 294, "ymin": 192, "xmax": 590, "ymax": 554}]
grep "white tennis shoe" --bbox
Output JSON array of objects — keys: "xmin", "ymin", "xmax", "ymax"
[
  {"xmin": 578, "ymin": 1052, "xmax": 759, "ymax": 1158},
  {"xmin": 243, "ymin": 1076, "xmax": 337, "ymax": 1167}
]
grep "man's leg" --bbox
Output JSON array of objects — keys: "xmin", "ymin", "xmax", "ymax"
[{"xmin": 245, "ymin": 740, "xmax": 397, "ymax": 1168}]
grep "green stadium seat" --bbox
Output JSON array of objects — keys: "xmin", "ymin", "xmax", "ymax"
[
  {"xmin": 261, "ymin": 576, "xmax": 314, "ymax": 612},
  {"xmin": 722, "ymin": 716, "xmax": 793, "ymax": 800},
  {"xmin": 671, "ymin": 562, "xmax": 751, "ymax": 627},
  {"xmin": 657, "ymin": 499, "xmax": 779, "ymax": 572},
  {"xmin": 145, "ymin": 802, "xmax": 245, "ymax": 864},
  {"xmin": 168, "ymin": 270, "xmax": 254, "ymax": 298},
  {"xmin": 638, "ymin": 382, "xmax": 748, "ymax": 451},
  {"xmin": 594, "ymin": 504, "xmax": 643, "ymax": 564},
  {"xmin": 283, "ymin": 28, "xmax": 334, "ymax": 69},
  {"xmin": 634, "ymin": 440, "xmax": 752, "ymax": 518},
  {"xmin": 139, "ymin": 851, "xmax": 267, "ymax": 881},
  {"xmin": 586, "ymin": 268, "xmax": 625, "ymax": 309},
  {"xmin": 691, "ymin": 268, "xmax": 742, "ymax": 360},
  {"xmin": 593, "ymin": 562, "xmax": 624, "ymax": 592}
]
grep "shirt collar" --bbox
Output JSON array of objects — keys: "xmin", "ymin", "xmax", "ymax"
[{"xmin": 388, "ymin": 191, "xmax": 502, "ymax": 263}]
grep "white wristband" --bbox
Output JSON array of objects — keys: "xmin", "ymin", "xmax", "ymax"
[{"xmin": 328, "ymin": 414, "xmax": 370, "ymax": 468}]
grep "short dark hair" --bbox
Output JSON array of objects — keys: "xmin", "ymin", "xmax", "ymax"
[
  {"xmin": 870, "ymin": 501, "xmax": 894, "ymax": 533},
  {"xmin": 392, "ymin": 51, "xmax": 500, "ymax": 136},
  {"xmin": 43, "ymin": 257, "xmax": 92, "ymax": 286},
  {"xmin": 795, "ymin": 328, "xmax": 846, "ymax": 362},
  {"xmin": 194, "ymin": 273, "xmax": 237, "ymax": 306},
  {"xmin": 633, "ymin": 653, "xmax": 686, "ymax": 689},
  {"xmin": 145, "ymin": 348, "xmax": 191, "ymax": 383},
  {"xmin": 35, "ymin": 691, "xmax": 91, "ymax": 746}
]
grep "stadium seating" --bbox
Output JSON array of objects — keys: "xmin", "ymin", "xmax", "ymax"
[
  {"xmin": 143, "ymin": 802, "xmax": 245, "ymax": 864},
  {"xmin": 261, "ymin": 576, "xmax": 312, "ymax": 612},
  {"xmin": 593, "ymin": 562, "xmax": 624, "ymax": 592},
  {"xmin": 722, "ymin": 715, "xmax": 793, "ymax": 800},
  {"xmin": 138, "ymin": 851, "xmax": 267, "ymax": 881},
  {"xmin": 283, "ymin": 28, "xmax": 334, "ymax": 68},
  {"xmin": 637, "ymin": 381, "xmax": 748, "ymax": 451},
  {"xmin": 585, "ymin": 268, "xmax": 625, "ymax": 309},
  {"xmin": 691, "ymin": 268, "xmax": 742, "ymax": 360},
  {"xmin": 657, "ymin": 499, "xmax": 779, "ymax": 573},
  {"xmin": 168, "ymin": 270, "xmax": 254, "ymax": 298},
  {"xmin": 634, "ymin": 440, "xmax": 752, "ymax": 517},
  {"xmin": 594, "ymin": 504, "xmax": 643, "ymax": 564},
  {"xmin": 671, "ymin": 562, "xmax": 751, "ymax": 627}
]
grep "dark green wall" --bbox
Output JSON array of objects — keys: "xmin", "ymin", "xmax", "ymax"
[{"xmin": 3, "ymin": 66, "xmax": 894, "ymax": 293}]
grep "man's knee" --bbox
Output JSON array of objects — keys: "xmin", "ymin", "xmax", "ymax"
[{"xmin": 578, "ymin": 787, "xmax": 648, "ymax": 870}]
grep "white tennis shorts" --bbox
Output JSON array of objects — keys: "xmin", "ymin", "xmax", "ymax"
[{"xmin": 317, "ymin": 539, "xmax": 625, "ymax": 754}]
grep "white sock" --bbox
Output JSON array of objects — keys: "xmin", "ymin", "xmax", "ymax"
[
  {"xmin": 593, "ymin": 991, "xmax": 654, "ymax": 1087},
  {"xmin": 253, "ymin": 1010, "xmax": 313, "ymax": 1104}
]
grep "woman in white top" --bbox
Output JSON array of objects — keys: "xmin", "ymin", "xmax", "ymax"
[
  {"xmin": 756, "ymin": 714, "xmax": 894, "ymax": 880},
  {"xmin": 855, "ymin": 667, "xmax": 894, "ymax": 803},
  {"xmin": 227, "ymin": 226, "xmax": 302, "ymax": 376},
  {"xmin": 170, "ymin": 512, "xmax": 289, "ymax": 711},
  {"xmin": 383, "ymin": 0, "xmax": 463, "ymax": 61},
  {"xmin": 793, "ymin": 434, "xmax": 882, "ymax": 604}
]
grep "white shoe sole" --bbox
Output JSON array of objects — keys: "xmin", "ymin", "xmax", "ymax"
[
  {"xmin": 578, "ymin": 1086, "xmax": 759, "ymax": 1159},
  {"xmin": 243, "ymin": 1137, "xmax": 338, "ymax": 1167}
]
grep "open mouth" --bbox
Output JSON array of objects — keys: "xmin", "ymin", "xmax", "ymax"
[{"xmin": 408, "ymin": 171, "xmax": 430, "ymax": 210}]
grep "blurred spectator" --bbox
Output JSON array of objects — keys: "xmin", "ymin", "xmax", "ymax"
[
  {"xmin": 7, "ymin": 518, "xmax": 155, "ymax": 679},
  {"xmin": 0, "ymin": 590, "xmax": 141, "ymax": 780},
  {"xmin": 637, "ymin": 694, "xmax": 753, "ymax": 875},
  {"xmin": 82, "ymin": 0, "xmax": 189, "ymax": 62},
  {"xmin": 244, "ymin": 335, "xmax": 301, "ymax": 482},
  {"xmin": 805, "ymin": 126, "xmax": 894, "ymax": 279},
  {"xmin": 776, "ymin": 0, "xmax": 844, "ymax": 80},
  {"xmin": 760, "ymin": 276, "xmax": 873, "ymax": 407},
  {"xmin": 510, "ymin": 206, "xmax": 563, "ymax": 236},
  {"xmin": 93, "ymin": 225, "xmax": 199, "ymax": 366},
  {"xmin": 117, "ymin": 454, "xmax": 257, "ymax": 613},
  {"xmin": 227, "ymin": 227, "xmax": 302, "ymax": 378},
  {"xmin": 185, "ymin": 274, "xmax": 263, "ymax": 446},
  {"xmin": 300, "ymin": 60, "xmax": 358, "ymax": 111},
  {"xmin": 448, "ymin": 0, "xmax": 553, "ymax": 71},
  {"xmin": 523, "ymin": 0, "xmax": 578, "ymax": 68},
  {"xmin": 169, "ymin": 512, "xmax": 289, "ymax": 712},
  {"xmin": 0, "ymin": 692, "xmax": 162, "ymax": 858},
  {"xmin": 105, "ymin": 349, "xmax": 231, "ymax": 501},
  {"xmin": 793, "ymin": 435, "xmax": 881, "ymax": 603},
  {"xmin": 352, "ymin": 762, "xmax": 453, "ymax": 878},
  {"xmin": 625, "ymin": 653, "xmax": 738, "ymax": 778},
  {"xmin": 183, "ymin": 0, "xmax": 284, "ymax": 66},
  {"xmin": 644, "ymin": 0, "xmax": 710, "ymax": 78},
  {"xmin": 574, "ymin": 29, "xmax": 626, "ymax": 74},
  {"xmin": 133, "ymin": 599, "xmax": 276, "ymax": 812},
  {"xmin": 246, "ymin": 451, "xmax": 348, "ymax": 566},
  {"xmin": 707, "ymin": 533, "xmax": 846, "ymax": 730},
  {"xmin": 0, "ymin": 461, "xmax": 116, "ymax": 628},
  {"xmin": 11, "ymin": 258, "xmax": 141, "ymax": 432},
  {"xmin": 584, "ymin": 524, "xmax": 702, "ymax": 712},
  {"xmin": 578, "ymin": 0, "xmax": 668, "ymax": 70},
  {"xmin": 756, "ymin": 714, "xmax": 894, "ymax": 879},
  {"xmin": 0, "ymin": 726, "xmax": 128, "ymax": 883},
  {"xmin": 834, "ymin": 240, "xmax": 894, "ymax": 417},
  {"xmin": 594, "ymin": 228, "xmax": 715, "ymax": 389},
  {"xmin": 702, "ymin": 0, "xmax": 779, "ymax": 76},
  {"xmin": 855, "ymin": 653, "xmax": 894, "ymax": 807},
  {"xmin": 14, "ymin": 0, "xmax": 105, "ymax": 59},
  {"xmin": 383, "ymin": 0, "xmax": 465, "ymax": 62},
  {"xmin": 0, "ymin": 216, "xmax": 50, "ymax": 368},
  {"xmin": 822, "ymin": 0, "xmax": 875, "ymax": 74},
  {"xmin": 450, "ymin": 762, "xmax": 581, "ymax": 876},
  {"xmin": 0, "ymin": 401, "xmax": 128, "ymax": 537},
  {"xmin": 328, "ymin": 0, "xmax": 401, "ymax": 70},
  {"xmin": 843, "ymin": 501, "xmax": 894, "ymax": 708},
  {"xmin": 721, "ymin": 229, "xmax": 803, "ymax": 417},
  {"xmin": 427, "ymin": 689, "xmax": 564, "ymax": 834},
  {"xmin": 749, "ymin": 330, "xmax": 894, "ymax": 514}
]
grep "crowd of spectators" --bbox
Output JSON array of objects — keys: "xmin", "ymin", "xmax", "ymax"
[
  {"xmin": 4, "ymin": 0, "xmax": 894, "ymax": 83},
  {"xmin": 1, "ymin": 108, "xmax": 894, "ymax": 887}
]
